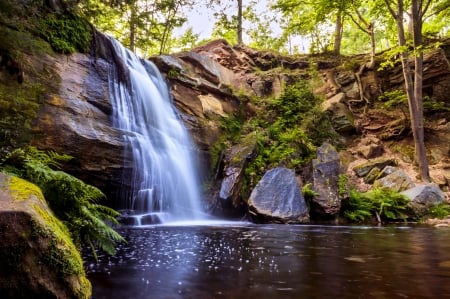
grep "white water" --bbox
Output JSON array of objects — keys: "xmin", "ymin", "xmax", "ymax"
[{"xmin": 108, "ymin": 38, "xmax": 204, "ymax": 223}]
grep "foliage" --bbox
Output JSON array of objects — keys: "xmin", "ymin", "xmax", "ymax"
[
  {"xmin": 302, "ymin": 183, "xmax": 318, "ymax": 202},
  {"xmin": 426, "ymin": 203, "xmax": 450, "ymax": 219},
  {"xmin": 229, "ymin": 80, "xmax": 336, "ymax": 197},
  {"xmin": 81, "ymin": 0, "xmax": 195, "ymax": 55},
  {"xmin": 0, "ymin": 147, "xmax": 124, "ymax": 256},
  {"xmin": 39, "ymin": 14, "xmax": 92, "ymax": 54},
  {"xmin": 341, "ymin": 187, "xmax": 410, "ymax": 222}
]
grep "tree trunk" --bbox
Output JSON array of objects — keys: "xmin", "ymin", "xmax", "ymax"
[
  {"xmin": 368, "ymin": 22, "xmax": 376, "ymax": 69},
  {"xmin": 129, "ymin": 4, "xmax": 136, "ymax": 52},
  {"xmin": 333, "ymin": 11, "xmax": 343, "ymax": 55},
  {"xmin": 237, "ymin": 0, "xmax": 243, "ymax": 45},
  {"xmin": 411, "ymin": 0, "xmax": 430, "ymax": 181},
  {"xmin": 390, "ymin": 0, "xmax": 430, "ymax": 182}
]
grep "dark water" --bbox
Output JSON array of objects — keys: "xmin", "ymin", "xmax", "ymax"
[{"xmin": 85, "ymin": 222, "xmax": 450, "ymax": 299}]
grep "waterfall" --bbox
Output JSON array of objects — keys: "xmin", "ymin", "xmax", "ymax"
[{"xmin": 107, "ymin": 38, "xmax": 204, "ymax": 224}]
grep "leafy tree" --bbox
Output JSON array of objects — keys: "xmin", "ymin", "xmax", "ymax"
[{"xmin": 80, "ymin": 0, "xmax": 196, "ymax": 55}]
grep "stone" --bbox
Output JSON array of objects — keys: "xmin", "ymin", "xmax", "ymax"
[
  {"xmin": 374, "ymin": 169, "xmax": 415, "ymax": 192},
  {"xmin": 364, "ymin": 167, "xmax": 381, "ymax": 184},
  {"xmin": 401, "ymin": 183, "xmax": 445, "ymax": 217},
  {"xmin": 219, "ymin": 133, "xmax": 257, "ymax": 211},
  {"xmin": 322, "ymin": 93, "xmax": 355, "ymax": 134},
  {"xmin": 356, "ymin": 136, "xmax": 384, "ymax": 159},
  {"xmin": 0, "ymin": 173, "xmax": 91, "ymax": 299},
  {"xmin": 310, "ymin": 143, "xmax": 343, "ymax": 218},
  {"xmin": 248, "ymin": 167, "xmax": 309, "ymax": 223},
  {"xmin": 353, "ymin": 157, "xmax": 397, "ymax": 177}
]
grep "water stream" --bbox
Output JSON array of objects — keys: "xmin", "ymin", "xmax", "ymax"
[
  {"xmin": 85, "ymin": 223, "xmax": 450, "ymax": 298},
  {"xmin": 108, "ymin": 38, "xmax": 204, "ymax": 224}
]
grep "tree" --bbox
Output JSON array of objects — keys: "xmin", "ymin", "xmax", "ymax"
[
  {"xmin": 81, "ymin": 0, "xmax": 195, "ymax": 55},
  {"xmin": 384, "ymin": 0, "xmax": 431, "ymax": 182},
  {"xmin": 273, "ymin": 0, "xmax": 349, "ymax": 54}
]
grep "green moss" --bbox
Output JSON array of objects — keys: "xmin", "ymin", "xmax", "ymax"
[
  {"xmin": 9, "ymin": 176, "xmax": 44, "ymax": 202},
  {"xmin": 33, "ymin": 204, "xmax": 92, "ymax": 299},
  {"xmin": 39, "ymin": 14, "xmax": 92, "ymax": 54}
]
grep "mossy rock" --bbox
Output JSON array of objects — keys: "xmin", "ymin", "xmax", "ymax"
[
  {"xmin": 0, "ymin": 172, "xmax": 91, "ymax": 299},
  {"xmin": 353, "ymin": 157, "xmax": 397, "ymax": 177}
]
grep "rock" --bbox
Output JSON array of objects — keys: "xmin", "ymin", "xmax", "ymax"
[
  {"xmin": 353, "ymin": 157, "xmax": 397, "ymax": 177},
  {"xmin": 364, "ymin": 167, "xmax": 381, "ymax": 184},
  {"xmin": 322, "ymin": 92, "xmax": 355, "ymax": 134},
  {"xmin": 374, "ymin": 169, "xmax": 415, "ymax": 192},
  {"xmin": 248, "ymin": 167, "xmax": 309, "ymax": 223},
  {"xmin": 31, "ymin": 50, "xmax": 129, "ymax": 204},
  {"xmin": 310, "ymin": 143, "xmax": 343, "ymax": 218},
  {"xmin": 0, "ymin": 173, "xmax": 91, "ymax": 299},
  {"xmin": 219, "ymin": 133, "xmax": 257, "ymax": 210},
  {"xmin": 401, "ymin": 183, "xmax": 445, "ymax": 216},
  {"xmin": 356, "ymin": 136, "xmax": 384, "ymax": 159}
]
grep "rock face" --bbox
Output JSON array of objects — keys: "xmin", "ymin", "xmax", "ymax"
[
  {"xmin": 248, "ymin": 167, "xmax": 309, "ymax": 223},
  {"xmin": 31, "ymin": 50, "xmax": 129, "ymax": 205},
  {"xmin": 402, "ymin": 183, "xmax": 445, "ymax": 216},
  {"xmin": 0, "ymin": 173, "xmax": 91, "ymax": 299},
  {"xmin": 310, "ymin": 143, "xmax": 343, "ymax": 219}
]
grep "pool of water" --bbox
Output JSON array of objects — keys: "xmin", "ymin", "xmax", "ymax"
[{"xmin": 84, "ymin": 223, "xmax": 450, "ymax": 299}]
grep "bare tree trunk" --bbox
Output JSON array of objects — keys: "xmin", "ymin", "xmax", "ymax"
[
  {"xmin": 237, "ymin": 0, "xmax": 243, "ymax": 45},
  {"xmin": 368, "ymin": 22, "xmax": 376, "ymax": 69},
  {"xmin": 412, "ymin": 0, "xmax": 430, "ymax": 181},
  {"xmin": 333, "ymin": 11, "xmax": 343, "ymax": 55}
]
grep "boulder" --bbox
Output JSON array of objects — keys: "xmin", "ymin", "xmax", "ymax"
[
  {"xmin": 219, "ymin": 133, "xmax": 257, "ymax": 211},
  {"xmin": 374, "ymin": 169, "xmax": 415, "ymax": 192},
  {"xmin": 310, "ymin": 143, "xmax": 343, "ymax": 218},
  {"xmin": 248, "ymin": 167, "xmax": 309, "ymax": 223},
  {"xmin": 401, "ymin": 183, "xmax": 445, "ymax": 216},
  {"xmin": 0, "ymin": 173, "xmax": 91, "ymax": 299}
]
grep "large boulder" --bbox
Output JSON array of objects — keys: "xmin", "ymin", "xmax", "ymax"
[
  {"xmin": 0, "ymin": 173, "xmax": 91, "ymax": 299},
  {"xmin": 401, "ymin": 183, "xmax": 445, "ymax": 216},
  {"xmin": 310, "ymin": 143, "xmax": 343, "ymax": 219},
  {"xmin": 248, "ymin": 167, "xmax": 309, "ymax": 223}
]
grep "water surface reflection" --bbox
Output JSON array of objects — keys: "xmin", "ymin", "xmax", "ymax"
[{"xmin": 85, "ymin": 224, "xmax": 450, "ymax": 298}]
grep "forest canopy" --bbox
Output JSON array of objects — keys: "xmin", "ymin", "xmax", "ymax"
[{"xmin": 73, "ymin": 0, "xmax": 449, "ymax": 56}]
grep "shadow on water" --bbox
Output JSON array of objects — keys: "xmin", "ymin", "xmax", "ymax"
[{"xmin": 84, "ymin": 224, "xmax": 450, "ymax": 299}]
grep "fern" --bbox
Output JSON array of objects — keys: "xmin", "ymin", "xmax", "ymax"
[
  {"xmin": 0, "ymin": 147, "xmax": 124, "ymax": 256},
  {"xmin": 341, "ymin": 188, "xmax": 410, "ymax": 223}
]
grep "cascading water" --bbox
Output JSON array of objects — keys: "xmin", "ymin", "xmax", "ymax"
[{"xmin": 108, "ymin": 38, "xmax": 204, "ymax": 224}]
